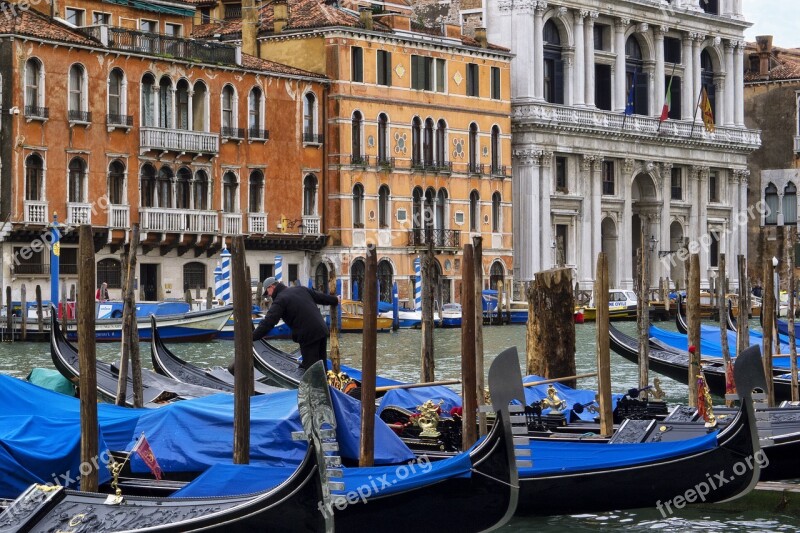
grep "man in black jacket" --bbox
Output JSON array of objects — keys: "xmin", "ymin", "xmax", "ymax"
[{"xmin": 253, "ymin": 276, "xmax": 339, "ymax": 369}]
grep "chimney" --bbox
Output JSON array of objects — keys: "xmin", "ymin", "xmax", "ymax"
[
  {"xmin": 359, "ymin": 6, "xmax": 373, "ymax": 31},
  {"xmin": 444, "ymin": 23, "xmax": 461, "ymax": 39},
  {"xmin": 756, "ymin": 35, "xmax": 773, "ymax": 76},
  {"xmin": 273, "ymin": 0, "xmax": 288, "ymax": 33},
  {"xmin": 241, "ymin": 0, "xmax": 259, "ymax": 57},
  {"xmin": 475, "ymin": 27, "xmax": 487, "ymax": 48}
]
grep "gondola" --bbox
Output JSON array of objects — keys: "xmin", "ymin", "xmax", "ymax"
[
  {"xmin": 515, "ymin": 343, "xmax": 764, "ymax": 515},
  {"xmin": 150, "ymin": 317, "xmax": 281, "ymax": 395},
  {"xmin": 0, "ymin": 364, "xmax": 333, "ymax": 532},
  {"xmin": 676, "ymin": 293, "xmax": 688, "ymax": 334},
  {"xmin": 51, "ymin": 310, "xmax": 220, "ymax": 406}
]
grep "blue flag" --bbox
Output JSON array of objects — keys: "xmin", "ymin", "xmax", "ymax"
[{"xmin": 624, "ymin": 70, "xmax": 637, "ymax": 116}]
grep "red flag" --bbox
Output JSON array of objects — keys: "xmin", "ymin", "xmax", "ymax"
[
  {"xmin": 725, "ymin": 360, "xmax": 736, "ymax": 396},
  {"xmin": 132, "ymin": 433, "xmax": 162, "ymax": 480}
]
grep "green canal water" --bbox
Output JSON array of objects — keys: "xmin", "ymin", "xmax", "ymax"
[{"xmin": 0, "ymin": 320, "xmax": 798, "ymax": 530}]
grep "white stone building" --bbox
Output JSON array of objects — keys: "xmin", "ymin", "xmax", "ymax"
[{"xmin": 484, "ymin": 0, "xmax": 760, "ymax": 291}]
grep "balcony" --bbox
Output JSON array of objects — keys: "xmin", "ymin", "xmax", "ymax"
[
  {"xmin": 468, "ymin": 162, "xmax": 484, "ymax": 175},
  {"xmin": 222, "ymin": 213, "xmax": 242, "ymax": 235},
  {"xmin": 109, "ymin": 205, "xmax": 130, "ymax": 228},
  {"xmin": 377, "ymin": 156, "xmax": 395, "ymax": 170},
  {"xmin": 222, "ymin": 126, "xmax": 244, "ymax": 140},
  {"xmin": 248, "ymin": 128, "xmax": 269, "ymax": 142},
  {"xmin": 303, "ymin": 132, "xmax": 324, "ymax": 145},
  {"xmin": 140, "ymin": 127, "xmax": 219, "ymax": 155},
  {"xmin": 84, "ymin": 25, "xmax": 239, "ymax": 66},
  {"xmin": 512, "ymin": 102, "xmax": 761, "ymax": 151},
  {"xmin": 68, "ymin": 110, "xmax": 91, "ymax": 124},
  {"xmin": 24, "ymin": 105, "xmax": 49, "ymax": 121},
  {"xmin": 24, "ymin": 201, "xmax": 48, "ymax": 224},
  {"xmin": 302, "ymin": 215, "xmax": 320, "ymax": 234},
  {"xmin": 350, "ymin": 154, "xmax": 370, "ymax": 167},
  {"xmin": 67, "ymin": 203, "xmax": 92, "ymax": 225},
  {"xmin": 224, "ymin": 3, "xmax": 241, "ymax": 19},
  {"xmin": 490, "ymin": 164, "xmax": 508, "ymax": 178},
  {"xmin": 408, "ymin": 228, "xmax": 461, "ymax": 250},
  {"xmin": 248, "ymin": 212, "xmax": 268, "ymax": 233},
  {"xmin": 107, "ymin": 113, "xmax": 133, "ymax": 130},
  {"xmin": 140, "ymin": 208, "xmax": 218, "ymax": 234},
  {"xmin": 13, "ymin": 263, "xmax": 50, "ymax": 276},
  {"xmin": 435, "ymin": 160, "xmax": 453, "ymax": 173}
]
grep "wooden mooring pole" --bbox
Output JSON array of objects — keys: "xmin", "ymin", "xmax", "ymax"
[
  {"xmin": 6, "ymin": 286, "xmax": 11, "ymax": 341},
  {"xmin": 461, "ymin": 242, "xmax": 477, "ymax": 449},
  {"xmin": 737, "ymin": 255, "xmax": 750, "ymax": 354},
  {"xmin": 359, "ymin": 247, "xmax": 378, "ymax": 467},
  {"xmin": 788, "ymin": 231, "xmax": 798, "ymax": 402},
  {"xmin": 232, "ymin": 235, "xmax": 253, "ymax": 464},
  {"xmin": 36, "ymin": 285, "xmax": 43, "ymax": 333},
  {"xmin": 595, "ymin": 253, "xmax": 613, "ymax": 437},
  {"xmin": 718, "ymin": 253, "xmax": 733, "ymax": 407},
  {"xmin": 635, "ymin": 247, "xmax": 649, "ymax": 397},
  {"xmin": 118, "ymin": 224, "xmax": 141, "ymax": 407},
  {"xmin": 473, "ymin": 236, "xmax": 487, "ymax": 437},
  {"xmin": 420, "ymin": 242, "xmax": 435, "ymax": 383},
  {"xmin": 77, "ymin": 225, "xmax": 98, "ymax": 492},
  {"xmin": 688, "ymin": 253, "xmax": 701, "ymax": 407},
  {"xmin": 329, "ymin": 267, "xmax": 341, "ymax": 374},
  {"xmin": 20, "ymin": 284, "xmax": 27, "ymax": 341},
  {"xmin": 762, "ymin": 256, "xmax": 776, "ymax": 406}
]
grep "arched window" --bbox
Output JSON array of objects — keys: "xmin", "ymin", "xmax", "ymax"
[
  {"xmin": 377, "ymin": 260, "xmax": 393, "ymax": 302},
  {"xmin": 176, "ymin": 167, "xmax": 192, "ymax": 209},
  {"xmin": 543, "ymin": 20, "xmax": 563, "ymax": 104},
  {"xmin": 183, "ymin": 262, "xmax": 206, "ymax": 291},
  {"xmin": 68, "ymin": 157, "xmax": 87, "ymax": 203},
  {"xmin": 352, "ymin": 111, "xmax": 363, "ymax": 163},
  {"xmin": 68, "ymin": 64, "xmax": 87, "ymax": 120},
  {"xmin": 625, "ymin": 37, "xmax": 648, "ymax": 115},
  {"xmin": 157, "ymin": 166, "xmax": 173, "ymax": 208},
  {"xmin": 108, "ymin": 160, "xmax": 125, "ymax": 205},
  {"xmin": 194, "ymin": 170, "xmax": 209, "ymax": 210},
  {"xmin": 158, "ymin": 76, "xmax": 172, "ymax": 128},
  {"xmin": 25, "ymin": 153, "xmax": 44, "ymax": 201},
  {"xmin": 378, "ymin": 185, "xmax": 390, "ymax": 228},
  {"xmin": 140, "ymin": 164, "xmax": 156, "ymax": 207},
  {"xmin": 350, "ymin": 259, "xmax": 365, "ymax": 301},
  {"xmin": 378, "ymin": 113, "xmax": 389, "ymax": 163},
  {"xmin": 412, "ymin": 187, "xmax": 423, "ymax": 230},
  {"xmin": 314, "ymin": 263, "xmax": 330, "ymax": 294},
  {"xmin": 303, "ymin": 174, "xmax": 318, "ymax": 216},
  {"xmin": 223, "ymin": 171, "xmax": 238, "ymax": 213},
  {"xmin": 435, "ymin": 188, "xmax": 447, "ymax": 231},
  {"xmin": 784, "ymin": 183, "xmax": 797, "ymax": 225},
  {"xmin": 97, "ymin": 258, "xmax": 122, "ymax": 289},
  {"xmin": 248, "ymin": 86, "xmax": 264, "ymax": 137},
  {"xmin": 249, "ymin": 170, "xmax": 264, "ymax": 213},
  {"xmin": 25, "ymin": 58, "xmax": 44, "ymax": 111},
  {"xmin": 412, "ymin": 117, "xmax": 422, "ymax": 167},
  {"xmin": 141, "ymin": 73, "xmax": 155, "ymax": 127},
  {"xmin": 303, "ymin": 92, "xmax": 316, "ymax": 138},
  {"xmin": 424, "ymin": 188, "xmax": 435, "ymax": 230},
  {"xmin": 469, "ymin": 190, "xmax": 480, "ymax": 232},
  {"xmin": 423, "ymin": 118, "xmax": 434, "ymax": 166},
  {"xmin": 492, "ymin": 191, "xmax": 501, "ymax": 233},
  {"xmin": 108, "ymin": 68, "xmax": 126, "ymax": 120},
  {"xmin": 221, "ymin": 84, "xmax": 236, "ymax": 134},
  {"xmin": 436, "ymin": 119, "xmax": 447, "ymax": 166},
  {"xmin": 701, "ymin": 49, "xmax": 716, "ymax": 119},
  {"xmin": 192, "ymin": 80, "xmax": 208, "ymax": 131},
  {"xmin": 491, "ymin": 125, "xmax": 500, "ymax": 173},
  {"xmin": 176, "ymin": 79, "xmax": 190, "ymax": 130},
  {"xmin": 352, "ymin": 183, "xmax": 365, "ymax": 227},
  {"xmin": 489, "ymin": 261, "xmax": 505, "ymax": 293},
  {"xmin": 765, "ymin": 183, "xmax": 778, "ymax": 225},
  {"xmin": 469, "ymin": 123, "xmax": 479, "ymax": 173}
]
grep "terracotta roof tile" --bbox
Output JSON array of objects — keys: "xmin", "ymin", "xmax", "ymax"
[
  {"xmin": 0, "ymin": 6, "xmax": 97, "ymax": 46},
  {"xmin": 240, "ymin": 53, "xmax": 327, "ymax": 78},
  {"xmin": 744, "ymin": 41, "xmax": 800, "ymax": 82}
]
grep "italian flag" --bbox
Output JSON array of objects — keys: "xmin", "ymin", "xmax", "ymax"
[{"xmin": 660, "ymin": 75, "xmax": 674, "ymax": 123}]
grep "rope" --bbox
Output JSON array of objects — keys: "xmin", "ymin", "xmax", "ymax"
[{"xmin": 469, "ymin": 467, "xmax": 519, "ymax": 489}]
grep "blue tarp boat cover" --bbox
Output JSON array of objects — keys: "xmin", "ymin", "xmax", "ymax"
[
  {"xmin": 377, "ymin": 385, "xmax": 463, "ymax": 416},
  {"xmin": 171, "ymin": 463, "xmax": 296, "ymax": 498},
  {"xmin": 26, "ymin": 367, "xmax": 76, "ymax": 396},
  {"xmin": 332, "ymin": 362, "xmax": 403, "ymax": 389},
  {"xmin": 523, "ymin": 375, "xmax": 622, "ymax": 422},
  {"xmin": 518, "ymin": 430, "xmax": 718, "ymax": 476}
]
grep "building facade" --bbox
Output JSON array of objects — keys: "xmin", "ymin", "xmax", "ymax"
[
  {"xmin": 0, "ymin": 1, "xmax": 328, "ymax": 303},
  {"xmin": 486, "ymin": 0, "xmax": 759, "ymax": 294},
  {"xmin": 200, "ymin": 0, "xmax": 514, "ymax": 305}
]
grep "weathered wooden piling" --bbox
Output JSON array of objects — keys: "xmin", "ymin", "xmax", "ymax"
[
  {"xmin": 5, "ymin": 286, "xmax": 11, "ymax": 339},
  {"xmin": 595, "ymin": 253, "xmax": 613, "ymax": 437},
  {"xmin": 77, "ymin": 225, "xmax": 99, "ymax": 492},
  {"xmin": 737, "ymin": 256, "xmax": 750, "ymax": 355},
  {"xmin": 496, "ymin": 280, "xmax": 504, "ymax": 325},
  {"xmin": 461, "ymin": 242, "xmax": 477, "ymax": 449},
  {"xmin": 789, "ymin": 233, "xmax": 798, "ymax": 401},
  {"xmin": 20, "ymin": 284, "xmax": 27, "ymax": 341},
  {"xmin": 360, "ymin": 247, "xmax": 378, "ymax": 467},
  {"xmin": 762, "ymin": 256, "xmax": 776, "ymax": 406},
  {"xmin": 232, "ymin": 236, "xmax": 253, "ymax": 464},
  {"xmin": 329, "ymin": 268, "xmax": 341, "ymax": 374},
  {"xmin": 206, "ymin": 287, "xmax": 213, "ymax": 310},
  {"xmin": 525, "ymin": 268, "xmax": 576, "ymax": 387},
  {"xmin": 184, "ymin": 289, "xmax": 193, "ymax": 306},
  {"xmin": 118, "ymin": 224, "xmax": 142, "ymax": 407},
  {"xmin": 688, "ymin": 253, "xmax": 701, "ymax": 407},
  {"xmin": 635, "ymin": 247, "xmax": 649, "ymax": 396},
  {"xmin": 473, "ymin": 235, "xmax": 487, "ymax": 437},
  {"xmin": 36, "ymin": 285, "xmax": 43, "ymax": 333},
  {"xmin": 718, "ymin": 253, "xmax": 733, "ymax": 406},
  {"xmin": 420, "ymin": 241, "xmax": 435, "ymax": 383}
]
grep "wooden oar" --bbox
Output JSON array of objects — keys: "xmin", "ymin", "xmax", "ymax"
[
  {"xmin": 523, "ymin": 372, "xmax": 597, "ymax": 388},
  {"xmin": 375, "ymin": 379, "xmax": 461, "ymax": 393}
]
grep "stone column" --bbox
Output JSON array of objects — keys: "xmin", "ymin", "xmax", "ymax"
[
  {"xmin": 584, "ymin": 11, "xmax": 598, "ymax": 108},
  {"xmin": 488, "ymin": 0, "xmax": 514, "ymax": 50},
  {"xmin": 573, "ymin": 11, "xmax": 586, "ymax": 107},
  {"xmin": 541, "ymin": 152, "xmax": 554, "ymax": 267},
  {"xmin": 660, "ymin": 162, "xmax": 673, "ymax": 285},
  {"xmin": 688, "ymin": 166, "xmax": 700, "ymax": 243},
  {"xmin": 724, "ymin": 41, "xmax": 736, "ymax": 127},
  {"xmin": 514, "ymin": 149, "xmax": 541, "ymax": 280},
  {"xmin": 170, "ymin": 87, "xmax": 177, "ymax": 129},
  {"xmin": 692, "ymin": 33, "xmax": 704, "ymax": 122},
  {"xmin": 698, "ymin": 167, "xmax": 710, "ymax": 286},
  {"xmin": 533, "ymin": 2, "xmax": 547, "ymax": 101},
  {"xmin": 563, "ymin": 50, "xmax": 575, "ymax": 106},
  {"xmin": 581, "ymin": 155, "xmax": 594, "ymax": 286},
  {"xmin": 682, "ymin": 33, "xmax": 694, "ymax": 120},
  {"xmin": 621, "ymin": 158, "xmax": 635, "ymax": 289},
  {"xmin": 655, "ymin": 26, "xmax": 666, "ymax": 119},
  {"xmin": 614, "ymin": 18, "xmax": 629, "ymax": 112},
  {"xmin": 739, "ymin": 170, "xmax": 749, "ymax": 264},
  {"xmin": 513, "ymin": 0, "xmax": 535, "ymax": 98},
  {"xmin": 734, "ymin": 41, "xmax": 745, "ymax": 126},
  {"xmin": 187, "ymin": 90, "xmax": 194, "ymax": 131},
  {"xmin": 592, "ymin": 157, "xmax": 603, "ymax": 269},
  {"xmin": 714, "ymin": 75, "xmax": 725, "ymax": 127}
]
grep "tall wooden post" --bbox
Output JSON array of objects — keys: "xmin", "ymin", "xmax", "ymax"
[
  {"xmin": 718, "ymin": 254, "xmax": 733, "ymax": 406},
  {"xmin": 118, "ymin": 225, "xmax": 141, "ymax": 407},
  {"xmin": 461, "ymin": 243, "xmax": 477, "ymax": 448},
  {"xmin": 184, "ymin": 289, "xmax": 193, "ymax": 306},
  {"xmin": 206, "ymin": 287, "xmax": 213, "ymax": 310},
  {"xmin": 762, "ymin": 255, "xmax": 776, "ymax": 407},
  {"xmin": 496, "ymin": 280, "xmax": 504, "ymax": 325},
  {"xmin": 525, "ymin": 268, "xmax": 576, "ymax": 386},
  {"xmin": 5, "ymin": 286, "xmax": 12, "ymax": 340},
  {"xmin": 636, "ymin": 248, "xmax": 649, "ymax": 395},
  {"xmin": 788, "ymin": 232, "xmax": 798, "ymax": 402},
  {"xmin": 329, "ymin": 268, "xmax": 341, "ymax": 374},
  {"xmin": 505, "ymin": 279, "xmax": 512, "ymax": 324},
  {"xmin": 359, "ymin": 247, "xmax": 377, "ymax": 467},
  {"xmin": 232, "ymin": 236, "xmax": 253, "ymax": 464},
  {"xmin": 20, "ymin": 284, "xmax": 27, "ymax": 341},
  {"xmin": 36, "ymin": 285, "xmax": 43, "ymax": 333},
  {"xmin": 595, "ymin": 253, "xmax": 613, "ymax": 436},
  {"xmin": 473, "ymin": 236, "xmax": 487, "ymax": 436},
  {"xmin": 77, "ymin": 225, "xmax": 98, "ymax": 492},
  {"xmin": 420, "ymin": 242, "xmax": 435, "ymax": 383},
  {"xmin": 688, "ymin": 253, "xmax": 701, "ymax": 407},
  {"xmin": 737, "ymin": 255, "xmax": 750, "ymax": 354}
]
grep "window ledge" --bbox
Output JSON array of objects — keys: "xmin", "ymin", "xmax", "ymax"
[
  {"xmin": 107, "ymin": 124, "xmax": 132, "ymax": 133},
  {"xmin": 69, "ymin": 120, "xmax": 91, "ymax": 128},
  {"xmin": 303, "ymin": 141, "xmax": 322, "ymax": 148},
  {"xmin": 25, "ymin": 116, "xmax": 48, "ymax": 124}
]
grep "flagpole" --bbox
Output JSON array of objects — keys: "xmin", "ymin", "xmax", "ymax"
[
  {"xmin": 689, "ymin": 86, "xmax": 704, "ymax": 139},
  {"xmin": 657, "ymin": 63, "xmax": 678, "ymax": 133}
]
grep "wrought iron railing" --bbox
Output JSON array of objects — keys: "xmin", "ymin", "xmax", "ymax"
[
  {"xmin": 490, "ymin": 164, "xmax": 507, "ymax": 177},
  {"xmin": 248, "ymin": 127, "xmax": 269, "ymax": 140},
  {"xmin": 468, "ymin": 162, "xmax": 484, "ymax": 175},
  {"xmin": 107, "ymin": 113, "xmax": 133, "ymax": 127},
  {"xmin": 408, "ymin": 228, "xmax": 460, "ymax": 248},
  {"xmin": 222, "ymin": 126, "xmax": 244, "ymax": 138},
  {"xmin": 377, "ymin": 156, "xmax": 394, "ymax": 169},
  {"xmin": 95, "ymin": 26, "xmax": 238, "ymax": 65},
  {"xmin": 24, "ymin": 106, "xmax": 48, "ymax": 120},
  {"xmin": 224, "ymin": 4, "xmax": 242, "ymax": 19},
  {"xmin": 351, "ymin": 154, "xmax": 369, "ymax": 166},
  {"xmin": 14, "ymin": 263, "xmax": 50, "ymax": 275},
  {"xmin": 68, "ymin": 110, "xmax": 91, "ymax": 123},
  {"xmin": 303, "ymin": 132, "xmax": 324, "ymax": 144}
]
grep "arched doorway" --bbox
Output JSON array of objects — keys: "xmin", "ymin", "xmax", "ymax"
[
  {"xmin": 377, "ymin": 260, "xmax": 393, "ymax": 303},
  {"xmin": 601, "ymin": 217, "xmax": 618, "ymax": 287},
  {"xmin": 670, "ymin": 221, "xmax": 686, "ymax": 290},
  {"xmin": 314, "ymin": 262, "xmax": 329, "ymax": 293},
  {"xmin": 489, "ymin": 261, "xmax": 505, "ymax": 292},
  {"xmin": 631, "ymin": 173, "xmax": 659, "ymax": 286},
  {"xmin": 350, "ymin": 259, "xmax": 365, "ymax": 301}
]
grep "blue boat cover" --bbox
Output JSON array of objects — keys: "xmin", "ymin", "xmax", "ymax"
[
  {"xmin": 128, "ymin": 387, "xmax": 414, "ymax": 474},
  {"xmin": 171, "ymin": 463, "xmax": 296, "ymax": 498},
  {"xmin": 377, "ymin": 385, "xmax": 463, "ymax": 416},
  {"xmin": 518, "ymin": 430, "xmax": 718, "ymax": 476},
  {"xmin": 523, "ymin": 375, "xmax": 622, "ymax": 422},
  {"xmin": 332, "ymin": 362, "xmax": 403, "ymax": 389},
  {"xmin": 26, "ymin": 367, "xmax": 76, "ymax": 396}
]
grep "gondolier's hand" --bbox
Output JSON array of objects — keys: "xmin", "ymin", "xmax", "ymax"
[{"xmin": 337, "ymin": 295, "xmax": 342, "ymax": 305}]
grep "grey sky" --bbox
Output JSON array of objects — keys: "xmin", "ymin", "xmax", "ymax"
[{"xmin": 743, "ymin": 0, "xmax": 800, "ymax": 47}]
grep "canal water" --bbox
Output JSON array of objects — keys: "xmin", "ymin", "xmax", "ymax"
[{"xmin": 0, "ymin": 319, "xmax": 798, "ymax": 530}]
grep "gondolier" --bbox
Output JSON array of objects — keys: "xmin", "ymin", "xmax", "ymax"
[{"xmin": 253, "ymin": 277, "xmax": 339, "ymax": 370}]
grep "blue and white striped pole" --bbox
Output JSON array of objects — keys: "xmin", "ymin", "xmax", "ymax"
[
  {"xmin": 220, "ymin": 247, "xmax": 231, "ymax": 304},
  {"xmin": 274, "ymin": 255, "xmax": 283, "ymax": 284},
  {"xmin": 214, "ymin": 263, "xmax": 223, "ymax": 305},
  {"xmin": 414, "ymin": 257, "xmax": 422, "ymax": 311},
  {"xmin": 50, "ymin": 213, "xmax": 60, "ymax": 313}
]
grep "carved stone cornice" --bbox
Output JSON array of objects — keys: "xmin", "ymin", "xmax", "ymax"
[
  {"xmin": 534, "ymin": 1, "xmax": 548, "ymax": 14},
  {"xmin": 516, "ymin": 0, "xmax": 536, "ymax": 14},
  {"xmin": 615, "ymin": 18, "xmax": 630, "ymax": 31},
  {"xmin": 592, "ymin": 157, "xmax": 604, "ymax": 173},
  {"xmin": 541, "ymin": 151, "xmax": 554, "ymax": 167},
  {"xmin": 498, "ymin": 0, "xmax": 513, "ymax": 12},
  {"xmin": 580, "ymin": 154, "xmax": 593, "ymax": 172},
  {"xmin": 514, "ymin": 148, "xmax": 543, "ymax": 166},
  {"xmin": 623, "ymin": 158, "xmax": 636, "ymax": 175},
  {"xmin": 660, "ymin": 161, "xmax": 674, "ymax": 174}
]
